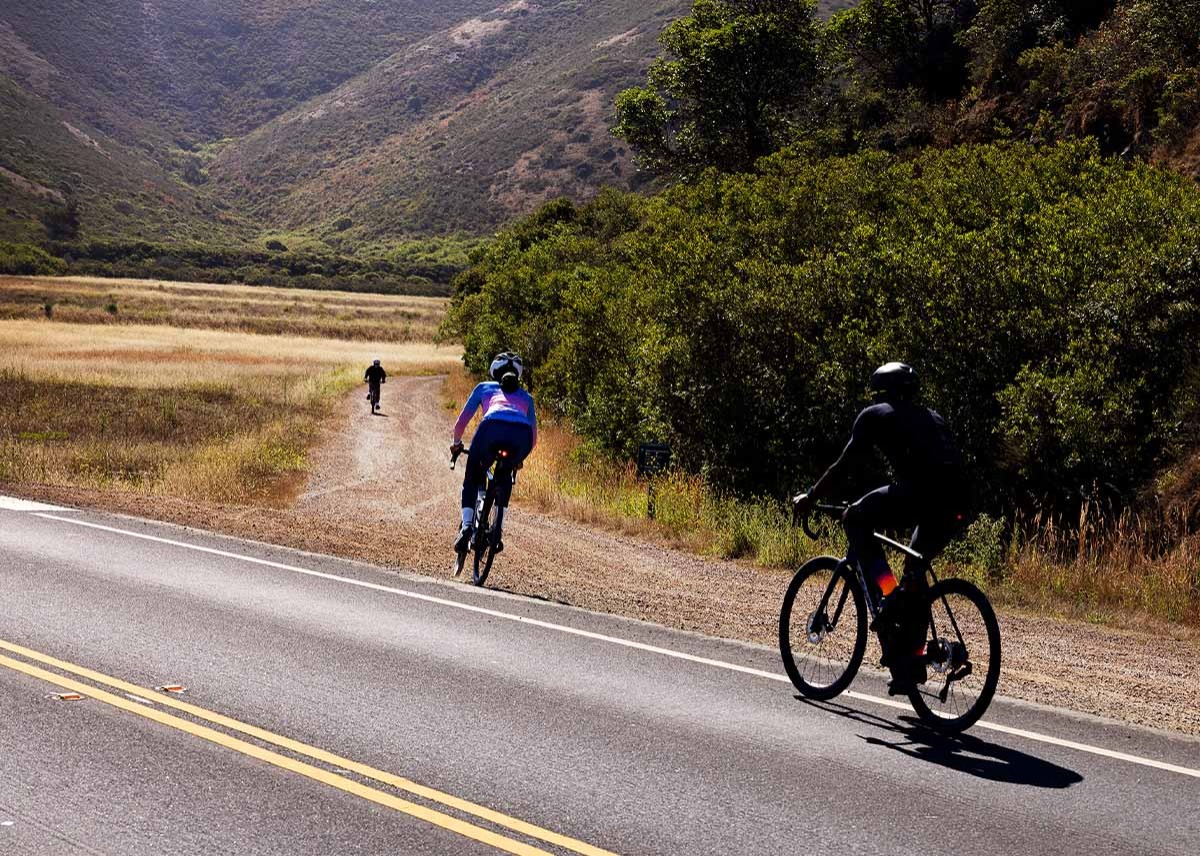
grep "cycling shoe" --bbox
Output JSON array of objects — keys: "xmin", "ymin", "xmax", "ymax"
[{"xmin": 886, "ymin": 659, "xmax": 928, "ymax": 696}]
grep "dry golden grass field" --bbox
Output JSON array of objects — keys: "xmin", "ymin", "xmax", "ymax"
[
  {"xmin": 0, "ymin": 275, "xmax": 447, "ymax": 341},
  {"xmin": 0, "ymin": 277, "xmax": 459, "ymax": 505}
]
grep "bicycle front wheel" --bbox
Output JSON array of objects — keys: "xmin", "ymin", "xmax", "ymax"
[
  {"xmin": 779, "ymin": 556, "xmax": 867, "ymax": 700},
  {"xmin": 908, "ymin": 578, "xmax": 1001, "ymax": 733}
]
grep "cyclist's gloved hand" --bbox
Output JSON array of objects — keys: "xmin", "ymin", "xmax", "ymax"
[
  {"xmin": 450, "ymin": 441, "xmax": 464, "ymax": 456},
  {"xmin": 791, "ymin": 492, "xmax": 815, "ymax": 524}
]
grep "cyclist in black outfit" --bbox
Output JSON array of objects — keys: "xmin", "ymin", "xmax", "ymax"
[
  {"xmin": 364, "ymin": 359, "xmax": 386, "ymax": 412},
  {"xmin": 792, "ymin": 362, "xmax": 968, "ymax": 693}
]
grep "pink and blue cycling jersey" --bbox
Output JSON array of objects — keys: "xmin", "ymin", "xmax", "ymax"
[{"xmin": 453, "ymin": 382, "xmax": 538, "ymax": 446}]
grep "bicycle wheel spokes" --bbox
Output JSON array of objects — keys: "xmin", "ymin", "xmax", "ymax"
[
  {"xmin": 473, "ymin": 498, "xmax": 500, "ymax": 586},
  {"xmin": 910, "ymin": 579, "xmax": 1001, "ymax": 732},
  {"xmin": 779, "ymin": 558, "xmax": 866, "ymax": 700}
]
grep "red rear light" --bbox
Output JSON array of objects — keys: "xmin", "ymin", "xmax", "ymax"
[{"xmin": 499, "ymin": 449, "xmax": 509, "ymax": 457}]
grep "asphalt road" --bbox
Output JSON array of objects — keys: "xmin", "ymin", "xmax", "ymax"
[{"xmin": 1, "ymin": 497, "xmax": 1197, "ymax": 855}]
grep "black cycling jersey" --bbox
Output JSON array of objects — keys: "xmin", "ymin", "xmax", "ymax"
[
  {"xmin": 364, "ymin": 365, "xmax": 387, "ymax": 385},
  {"xmin": 843, "ymin": 402, "xmax": 964, "ymax": 499}
]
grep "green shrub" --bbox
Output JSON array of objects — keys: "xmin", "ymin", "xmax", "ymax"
[
  {"xmin": 0, "ymin": 242, "xmax": 68, "ymax": 276},
  {"xmin": 44, "ymin": 239, "xmax": 456, "ymax": 295},
  {"xmin": 446, "ymin": 141, "xmax": 1200, "ymax": 517},
  {"xmin": 942, "ymin": 514, "xmax": 1007, "ymax": 580}
]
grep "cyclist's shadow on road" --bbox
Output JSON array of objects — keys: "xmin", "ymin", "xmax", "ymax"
[{"xmin": 798, "ymin": 697, "xmax": 1083, "ymax": 788}]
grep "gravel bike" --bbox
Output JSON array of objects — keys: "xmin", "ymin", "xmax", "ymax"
[
  {"xmin": 367, "ymin": 382, "xmax": 382, "ymax": 413},
  {"xmin": 450, "ymin": 443, "xmax": 517, "ymax": 586},
  {"xmin": 780, "ymin": 503, "xmax": 1001, "ymax": 733}
]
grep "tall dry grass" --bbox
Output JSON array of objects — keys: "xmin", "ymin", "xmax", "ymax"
[
  {"xmin": 1, "ymin": 319, "xmax": 461, "ymax": 505},
  {"xmin": 1001, "ymin": 508, "xmax": 1200, "ymax": 626}
]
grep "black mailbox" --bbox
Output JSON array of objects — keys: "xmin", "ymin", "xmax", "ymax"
[{"xmin": 636, "ymin": 442, "xmax": 671, "ymax": 478}]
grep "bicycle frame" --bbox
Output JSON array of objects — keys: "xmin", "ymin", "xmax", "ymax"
[
  {"xmin": 810, "ymin": 503, "xmax": 947, "ymax": 610},
  {"xmin": 477, "ymin": 456, "xmax": 516, "ymax": 535},
  {"xmin": 810, "ymin": 504, "xmax": 958, "ymax": 668}
]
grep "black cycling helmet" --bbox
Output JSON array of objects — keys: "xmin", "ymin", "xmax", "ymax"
[
  {"xmin": 490, "ymin": 351, "xmax": 524, "ymax": 393},
  {"xmin": 870, "ymin": 362, "xmax": 918, "ymax": 401}
]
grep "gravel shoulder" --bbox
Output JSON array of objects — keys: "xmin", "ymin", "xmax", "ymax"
[{"xmin": 11, "ymin": 375, "xmax": 1199, "ymax": 736}]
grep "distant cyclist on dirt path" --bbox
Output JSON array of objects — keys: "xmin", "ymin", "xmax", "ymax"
[
  {"xmin": 450, "ymin": 352, "xmax": 537, "ymax": 553},
  {"xmin": 364, "ymin": 359, "xmax": 386, "ymax": 413},
  {"xmin": 791, "ymin": 362, "xmax": 968, "ymax": 695}
]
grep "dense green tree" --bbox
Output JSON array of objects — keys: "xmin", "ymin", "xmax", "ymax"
[
  {"xmin": 447, "ymin": 141, "xmax": 1200, "ymax": 514},
  {"xmin": 41, "ymin": 199, "xmax": 81, "ymax": 241},
  {"xmin": 613, "ymin": 0, "xmax": 1200, "ymax": 176},
  {"xmin": 828, "ymin": 0, "xmax": 976, "ymax": 99},
  {"xmin": 0, "ymin": 241, "xmax": 67, "ymax": 276},
  {"xmin": 613, "ymin": 0, "xmax": 821, "ymax": 177}
]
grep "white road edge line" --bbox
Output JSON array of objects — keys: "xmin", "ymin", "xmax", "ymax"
[
  {"xmin": 31, "ymin": 511, "xmax": 1200, "ymax": 781},
  {"xmin": 0, "ymin": 496, "xmax": 64, "ymax": 512}
]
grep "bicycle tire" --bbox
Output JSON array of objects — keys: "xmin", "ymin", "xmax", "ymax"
[
  {"xmin": 908, "ymin": 578, "xmax": 1001, "ymax": 733},
  {"xmin": 474, "ymin": 542, "xmax": 497, "ymax": 586},
  {"xmin": 472, "ymin": 494, "xmax": 498, "ymax": 586},
  {"xmin": 779, "ymin": 556, "xmax": 867, "ymax": 700}
]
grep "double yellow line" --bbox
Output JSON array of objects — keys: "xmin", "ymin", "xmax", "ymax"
[{"xmin": 0, "ymin": 638, "xmax": 615, "ymax": 856}]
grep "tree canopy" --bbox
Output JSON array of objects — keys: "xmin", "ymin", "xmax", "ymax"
[
  {"xmin": 615, "ymin": 0, "xmax": 1200, "ymax": 178},
  {"xmin": 613, "ymin": 0, "xmax": 821, "ymax": 177},
  {"xmin": 446, "ymin": 142, "xmax": 1200, "ymax": 514}
]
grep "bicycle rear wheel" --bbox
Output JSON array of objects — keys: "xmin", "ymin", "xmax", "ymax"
[
  {"xmin": 779, "ymin": 556, "xmax": 867, "ymax": 700},
  {"xmin": 472, "ymin": 496, "xmax": 499, "ymax": 586},
  {"xmin": 908, "ymin": 578, "xmax": 1001, "ymax": 733}
]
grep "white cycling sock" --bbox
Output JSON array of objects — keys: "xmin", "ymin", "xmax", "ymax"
[{"xmin": 461, "ymin": 507, "xmax": 474, "ymax": 527}]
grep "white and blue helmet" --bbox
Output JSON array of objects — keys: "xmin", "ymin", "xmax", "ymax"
[{"xmin": 489, "ymin": 352, "xmax": 524, "ymax": 382}]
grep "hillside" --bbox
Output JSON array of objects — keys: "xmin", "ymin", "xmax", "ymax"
[
  {"xmin": 2, "ymin": 0, "xmax": 707, "ymax": 247},
  {"xmin": 1, "ymin": 1, "xmax": 503, "ymax": 147},
  {"xmin": 208, "ymin": 0, "xmax": 688, "ymax": 239},
  {"xmin": 0, "ymin": 75, "xmax": 254, "ymax": 246},
  {"xmin": 0, "ymin": 1, "xmax": 864, "ymax": 250}
]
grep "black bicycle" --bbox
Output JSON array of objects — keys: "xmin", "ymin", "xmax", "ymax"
[
  {"xmin": 779, "ymin": 503, "xmax": 1001, "ymax": 733},
  {"xmin": 450, "ymin": 444, "xmax": 517, "ymax": 586}
]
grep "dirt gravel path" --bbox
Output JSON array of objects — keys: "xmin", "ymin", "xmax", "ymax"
[{"xmin": 14, "ymin": 375, "xmax": 1200, "ymax": 735}]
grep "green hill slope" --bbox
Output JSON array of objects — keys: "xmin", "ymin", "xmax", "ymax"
[
  {"xmin": 0, "ymin": 76, "xmax": 253, "ymax": 245},
  {"xmin": 208, "ymin": 0, "xmax": 688, "ymax": 239},
  {"xmin": 1, "ymin": 0, "xmax": 689, "ymax": 244},
  {"xmin": 0, "ymin": 0, "xmax": 852, "ymax": 247}
]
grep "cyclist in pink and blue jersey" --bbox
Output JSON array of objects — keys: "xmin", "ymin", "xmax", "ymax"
[{"xmin": 449, "ymin": 352, "xmax": 537, "ymax": 552}]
